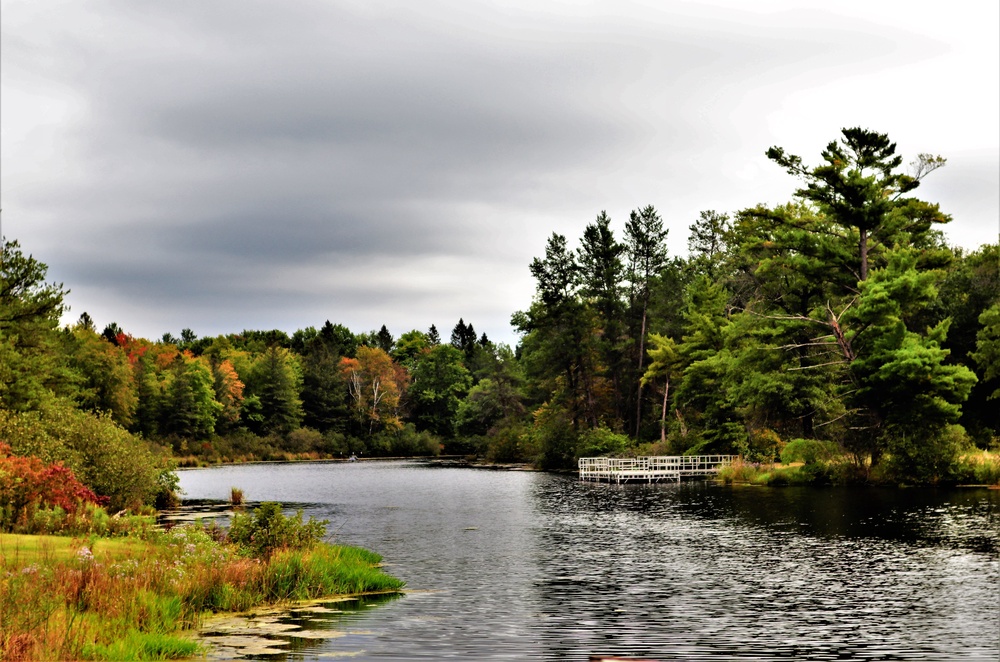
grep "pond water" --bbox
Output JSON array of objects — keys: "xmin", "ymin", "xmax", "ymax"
[{"xmin": 177, "ymin": 461, "xmax": 1000, "ymax": 660}]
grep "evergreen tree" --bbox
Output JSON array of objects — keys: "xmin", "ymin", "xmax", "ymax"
[
  {"xmin": 687, "ymin": 210, "xmax": 732, "ymax": 279},
  {"xmin": 319, "ymin": 320, "xmax": 357, "ymax": 357},
  {"xmin": 0, "ymin": 239, "xmax": 72, "ymax": 412},
  {"xmin": 163, "ymin": 353, "xmax": 222, "ymax": 439},
  {"xmin": 375, "ymin": 324, "xmax": 395, "ymax": 353},
  {"xmin": 450, "ymin": 318, "xmax": 477, "ymax": 359},
  {"xmin": 300, "ymin": 339, "xmax": 347, "ymax": 433},
  {"xmin": 247, "ymin": 346, "xmax": 304, "ymax": 435},
  {"xmin": 766, "ymin": 128, "xmax": 949, "ymax": 281},
  {"xmin": 624, "ymin": 205, "xmax": 669, "ymax": 437},
  {"xmin": 578, "ymin": 211, "xmax": 627, "ymax": 424},
  {"xmin": 427, "ymin": 324, "xmax": 441, "ymax": 345}
]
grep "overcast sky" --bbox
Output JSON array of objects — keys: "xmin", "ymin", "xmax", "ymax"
[{"xmin": 2, "ymin": 0, "xmax": 997, "ymax": 346}]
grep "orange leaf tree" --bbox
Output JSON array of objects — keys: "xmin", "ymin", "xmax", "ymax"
[{"xmin": 340, "ymin": 346, "xmax": 408, "ymax": 435}]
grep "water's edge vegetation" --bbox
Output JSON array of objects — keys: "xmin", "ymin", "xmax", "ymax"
[{"xmin": 0, "ymin": 503, "xmax": 404, "ymax": 660}]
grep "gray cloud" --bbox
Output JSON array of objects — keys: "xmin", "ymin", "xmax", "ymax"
[{"xmin": 2, "ymin": 1, "xmax": 995, "ymax": 344}]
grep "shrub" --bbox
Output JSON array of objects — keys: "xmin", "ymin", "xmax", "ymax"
[
  {"xmin": 576, "ymin": 427, "xmax": 630, "ymax": 458},
  {"xmin": 228, "ymin": 502, "xmax": 328, "ymax": 558},
  {"xmin": 0, "ymin": 443, "xmax": 107, "ymax": 532},
  {"xmin": 955, "ymin": 450, "xmax": 1000, "ymax": 485},
  {"xmin": 879, "ymin": 424, "xmax": 967, "ymax": 485},
  {"xmin": 367, "ymin": 424, "xmax": 441, "ymax": 457},
  {"xmin": 781, "ymin": 438, "xmax": 840, "ymax": 465},
  {"xmin": 746, "ymin": 428, "xmax": 782, "ymax": 463},
  {"xmin": 0, "ymin": 403, "xmax": 171, "ymax": 511},
  {"xmin": 531, "ymin": 404, "xmax": 579, "ymax": 470},
  {"xmin": 484, "ymin": 422, "xmax": 534, "ymax": 463},
  {"xmin": 285, "ymin": 427, "xmax": 324, "ymax": 453}
]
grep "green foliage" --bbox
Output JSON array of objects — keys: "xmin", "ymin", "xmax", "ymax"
[
  {"xmin": 67, "ymin": 328, "xmax": 138, "ymax": 427},
  {"xmin": 0, "ymin": 239, "xmax": 73, "ymax": 413},
  {"xmin": 530, "ymin": 403, "xmax": 579, "ymax": 470},
  {"xmin": 368, "ymin": 423, "xmax": 441, "ymax": 457},
  {"xmin": 971, "ymin": 303, "xmax": 1000, "ymax": 400},
  {"xmin": 576, "ymin": 427, "xmax": 630, "ymax": 458},
  {"xmin": 409, "ymin": 344, "xmax": 472, "ymax": 436},
  {"xmin": 227, "ymin": 502, "xmax": 328, "ymax": 558},
  {"xmin": 163, "ymin": 353, "xmax": 222, "ymax": 439},
  {"xmin": 780, "ymin": 439, "xmax": 840, "ymax": 465},
  {"xmin": 0, "ymin": 402, "xmax": 172, "ymax": 511},
  {"xmin": 877, "ymin": 424, "xmax": 968, "ymax": 485},
  {"xmin": 954, "ymin": 450, "xmax": 1000, "ymax": 485},
  {"xmin": 246, "ymin": 346, "xmax": 304, "ymax": 434}
]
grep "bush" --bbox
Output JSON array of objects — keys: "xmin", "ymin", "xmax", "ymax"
[
  {"xmin": 781, "ymin": 438, "xmax": 840, "ymax": 465},
  {"xmin": 0, "ymin": 443, "xmax": 107, "ymax": 532},
  {"xmin": 576, "ymin": 427, "xmax": 630, "ymax": 458},
  {"xmin": 484, "ymin": 422, "xmax": 534, "ymax": 463},
  {"xmin": 369, "ymin": 424, "xmax": 441, "ymax": 457},
  {"xmin": 531, "ymin": 404, "xmax": 578, "ymax": 470},
  {"xmin": 879, "ymin": 424, "xmax": 967, "ymax": 485},
  {"xmin": 955, "ymin": 450, "xmax": 1000, "ymax": 485},
  {"xmin": 0, "ymin": 403, "xmax": 171, "ymax": 511},
  {"xmin": 228, "ymin": 502, "xmax": 329, "ymax": 558},
  {"xmin": 285, "ymin": 427, "xmax": 324, "ymax": 453}
]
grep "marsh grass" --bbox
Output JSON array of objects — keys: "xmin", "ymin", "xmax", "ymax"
[
  {"xmin": 718, "ymin": 450, "xmax": 1000, "ymax": 486},
  {"xmin": 957, "ymin": 450, "xmax": 1000, "ymax": 485},
  {"xmin": 1, "ymin": 525, "xmax": 403, "ymax": 660},
  {"xmin": 716, "ymin": 457, "xmax": 848, "ymax": 486},
  {"xmin": 716, "ymin": 457, "xmax": 771, "ymax": 485}
]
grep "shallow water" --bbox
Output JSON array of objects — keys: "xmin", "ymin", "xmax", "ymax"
[{"xmin": 177, "ymin": 461, "xmax": 1000, "ymax": 660}]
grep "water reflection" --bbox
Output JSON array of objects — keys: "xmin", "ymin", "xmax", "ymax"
[{"xmin": 177, "ymin": 462, "xmax": 999, "ymax": 660}]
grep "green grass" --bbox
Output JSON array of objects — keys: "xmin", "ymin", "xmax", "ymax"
[
  {"xmin": 0, "ymin": 533, "xmax": 146, "ymax": 563},
  {"xmin": 1, "ymin": 526, "xmax": 404, "ymax": 660}
]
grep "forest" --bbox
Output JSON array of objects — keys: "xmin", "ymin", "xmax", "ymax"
[{"xmin": 2, "ymin": 128, "xmax": 999, "ymax": 511}]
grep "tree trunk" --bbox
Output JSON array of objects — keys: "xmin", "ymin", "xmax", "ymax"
[
  {"xmin": 660, "ymin": 378, "xmax": 669, "ymax": 445},
  {"xmin": 634, "ymin": 305, "xmax": 648, "ymax": 438},
  {"xmin": 674, "ymin": 408, "xmax": 687, "ymax": 437},
  {"xmin": 859, "ymin": 227, "xmax": 868, "ymax": 281}
]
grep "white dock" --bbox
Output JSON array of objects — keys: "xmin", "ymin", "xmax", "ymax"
[{"xmin": 578, "ymin": 455, "xmax": 737, "ymax": 484}]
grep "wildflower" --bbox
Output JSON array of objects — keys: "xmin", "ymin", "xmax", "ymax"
[
  {"xmin": 77, "ymin": 546, "xmax": 94, "ymax": 562},
  {"xmin": 21, "ymin": 564, "xmax": 38, "ymax": 575}
]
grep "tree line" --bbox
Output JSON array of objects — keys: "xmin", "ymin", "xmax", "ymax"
[{"xmin": 2, "ymin": 127, "xmax": 998, "ymax": 496}]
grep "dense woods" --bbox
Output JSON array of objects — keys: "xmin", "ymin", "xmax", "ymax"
[{"xmin": 2, "ymin": 128, "xmax": 998, "ymax": 507}]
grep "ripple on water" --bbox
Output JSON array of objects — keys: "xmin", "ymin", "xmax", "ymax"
[{"xmin": 178, "ymin": 462, "xmax": 1000, "ymax": 661}]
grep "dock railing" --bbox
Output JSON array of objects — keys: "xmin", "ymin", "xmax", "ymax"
[{"xmin": 579, "ymin": 455, "xmax": 737, "ymax": 483}]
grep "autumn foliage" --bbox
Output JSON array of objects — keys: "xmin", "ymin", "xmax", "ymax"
[
  {"xmin": 0, "ymin": 442, "xmax": 107, "ymax": 531},
  {"xmin": 340, "ymin": 346, "xmax": 408, "ymax": 434}
]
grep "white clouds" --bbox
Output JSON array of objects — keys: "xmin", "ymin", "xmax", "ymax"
[{"xmin": 1, "ymin": 0, "xmax": 996, "ymax": 345}]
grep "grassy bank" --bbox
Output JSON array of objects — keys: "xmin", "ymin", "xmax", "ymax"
[
  {"xmin": 1, "ymin": 513, "xmax": 403, "ymax": 660},
  {"xmin": 716, "ymin": 450, "xmax": 1000, "ymax": 487}
]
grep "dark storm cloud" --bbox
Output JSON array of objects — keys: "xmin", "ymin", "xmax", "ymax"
[{"xmin": 3, "ymin": 0, "xmax": 993, "ymax": 342}]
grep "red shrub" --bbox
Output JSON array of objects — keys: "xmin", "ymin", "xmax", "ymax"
[{"xmin": 0, "ymin": 442, "xmax": 108, "ymax": 529}]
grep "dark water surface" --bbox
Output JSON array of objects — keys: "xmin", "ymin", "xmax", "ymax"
[{"xmin": 177, "ymin": 461, "xmax": 1000, "ymax": 660}]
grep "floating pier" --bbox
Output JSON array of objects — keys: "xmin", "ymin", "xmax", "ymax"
[{"xmin": 578, "ymin": 455, "xmax": 737, "ymax": 483}]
